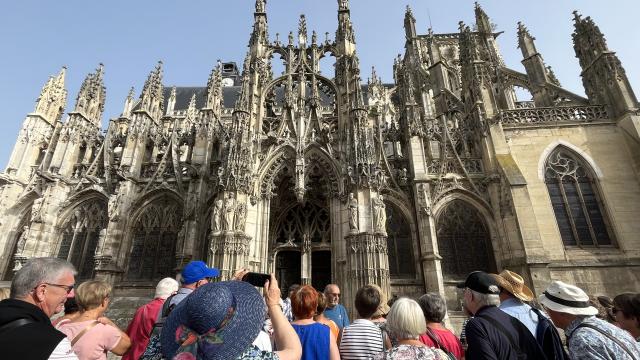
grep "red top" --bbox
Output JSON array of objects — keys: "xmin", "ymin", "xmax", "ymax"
[
  {"xmin": 122, "ymin": 297, "xmax": 165, "ymax": 360},
  {"xmin": 419, "ymin": 326, "xmax": 465, "ymax": 360}
]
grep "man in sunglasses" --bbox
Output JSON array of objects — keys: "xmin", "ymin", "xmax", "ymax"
[{"xmin": 0, "ymin": 257, "xmax": 78, "ymax": 359}]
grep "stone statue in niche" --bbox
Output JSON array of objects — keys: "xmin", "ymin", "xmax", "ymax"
[
  {"xmin": 184, "ymin": 192, "xmax": 197, "ymax": 220},
  {"xmin": 108, "ymin": 191, "xmax": 122, "ymax": 222},
  {"xmin": 223, "ymin": 193, "xmax": 236, "ymax": 231},
  {"xmin": 348, "ymin": 193, "xmax": 358, "ymax": 233},
  {"xmin": 16, "ymin": 226, "xmax": 29, "ymax": 253},
  {"xmin": 235, "ymin": 203, "xmax": 247, "ymax": 233},
  {"xmin": 94, "ymin": 229, "xmax": 107, "ymax": 256},
  {"xmin": 212, "ymin": 199, "xmax": 223, "ymax": 234},
  {"xmin": 373, "ymin": 195, "xmax": 387, "ymax": 235},
  {"xmin": 31, "ymin": 197, "xmax": 44, "ymax": 223},
  {"xmin": 177, "ymin": 225, "xmax": 186, "ymax": 252}
]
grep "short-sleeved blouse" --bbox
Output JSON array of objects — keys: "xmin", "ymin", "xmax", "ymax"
[
  {"xmin": 58, "ymin": 320, "xmax": 121, "ymax": 360},
  {"xmin": 372, "ymin": 344, "xmax": 445, "ymax": 360}
]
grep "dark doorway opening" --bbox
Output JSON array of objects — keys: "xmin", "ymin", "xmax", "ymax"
[
  {"xmin": 276, "ymin": 250, "xmax": 301, "ymax": 298},
  {"xmin": 312, "ymin": 250, "xmax": 331, "ymax": 291}
]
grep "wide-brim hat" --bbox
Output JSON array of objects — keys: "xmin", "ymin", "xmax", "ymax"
[
  {"xmin": 161, "ymin": 281, "xmax": 265, "ymax": 360},
  {"xmin": 538, "ymin": 280, "xmax": 598, "ymax": 316},
  {"xmin": 491, "ymin": 270, "xmax": 534, "ymax": 302}
]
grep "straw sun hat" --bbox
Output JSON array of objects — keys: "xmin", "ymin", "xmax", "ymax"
[{"xmin": 491, "ymin": 270, "xmax": 534, "ymax": 302}]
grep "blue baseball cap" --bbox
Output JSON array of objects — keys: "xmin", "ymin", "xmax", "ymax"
[{"xmin": 181, "ymin": 261, "xmax": 220, "ymax": 284}]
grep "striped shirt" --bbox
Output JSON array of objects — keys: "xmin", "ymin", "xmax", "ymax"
[{"xmin": 339, "ymin": 319, "xmax": 385, "ymax": 360}]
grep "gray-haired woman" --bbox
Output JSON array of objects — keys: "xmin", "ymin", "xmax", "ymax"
[
  {"xmin": 417, "ymin": 293, "xmax": 464, "ymax": 359},
  {"xmin": 372, "ymin": 297, "xmax": 447, "ymax": 360}
]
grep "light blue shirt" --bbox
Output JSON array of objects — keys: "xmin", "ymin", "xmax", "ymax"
[
  {"xmin": 499, "ymin": 297, "xmax": 539, "ymax": 339},
  {"xmin": 324, "ymin": 303, "xmax": 350, "ymax": 329},
  {"xmin": 169, "ymin": 287, "xmax": 193, "ymax": 308}
]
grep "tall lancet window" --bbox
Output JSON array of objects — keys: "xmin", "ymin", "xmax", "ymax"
[
  {"xmin": 126, "ymin": 197, "xmax": 183, "ymax": 281},
  {"xmin": 545, "ymin": 147, "xmax": 613, "ymax": 247},
  {"xmin": 386, "ymin": 203, "xmax": 415, "ymax": 278},
  {"xmin": 57, "ymin": 201, "xmax": 108, "ymax": 279}
]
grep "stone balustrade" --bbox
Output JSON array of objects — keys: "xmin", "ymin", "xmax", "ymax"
[{"xmin": 499, "ymin": 105, "xmax": 609, "ymax": 126}]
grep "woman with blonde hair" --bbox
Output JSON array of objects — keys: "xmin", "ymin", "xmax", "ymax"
[{"xmin": 58, "ymin": 280, "xmax": 131, "ymax": 360}]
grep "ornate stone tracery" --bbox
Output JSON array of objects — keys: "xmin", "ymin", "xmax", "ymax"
[
  {"xmin": 125, "ymin": 196, "xmax": 183, "ymax": 281},
  {"xmin": 544, "ymin": 147, "xmax": 613, "ymax": 247},
  {"xmin": 57, "ymin": 200, "xmax": 108, "ymax": 279},
  {"xmin": 436, "ymin": 199, "xmax": 494, "ymax": 278}
]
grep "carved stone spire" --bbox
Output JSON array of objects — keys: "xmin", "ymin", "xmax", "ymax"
[
  {"xmin": 138, "ymin": 61, "xmax": 164, "ymax": 121},
  {"xmin": 572, "ymin": 11, "xmax": 608, "ymax": 69},
  {"xmin": 34, "ymin": 66, "xmax": 68, "ymax": 123},
  {"xmin": 166, "ymin": 86, "xmax": 177, "ymax": 115},
  {"xmin": 336, "ymin": 0, "xmax": 355, "ymax": 54},
  {"xmin": 572, "ymin": 11, "xmax": 638, "ymax": 115},
  {"xmin": 474, "ymin": 2, "xmax": 493, "ymax": 34},
  {"xmin": 122, "ymin": 87, "xmax": 135, "ymax": 118},
  {"xmin": 250, "ymin": 0, "xmax": 268, "ymax": 57},
  {"xmin": 298, "ymin": 14, "xmax": 307, "ymax": 46},
  {"xmin": 73, "ymin": 63, "xmax": 106, "ymax": 126},
  {"xmin": 517, "ymin": 22, "xmax": 537, "ymax": 58},
  {"xmin": 517, "ymin": 22, "xmax": 555, "ymax": 106},
  {"xmin": 235, "ymin": 53, "xmax": 252, "ymax": 112},
  {"xmin": 187, "ymin": 93, "xmax": 197, "ymax": 119},
  {"xmin": 458, "ymin": 22, "xmax": 479, "ymax": 63},
  {"xmin": 255, "ymin": 0, "xmax": 265, "ymax": 13},
  {"xmin": 404, "ymin": 5, "xmax": 417, "ymax": 39},
  {"xmin": 205, "ymin": 61, "xmax": 222, "ymax": 111}
]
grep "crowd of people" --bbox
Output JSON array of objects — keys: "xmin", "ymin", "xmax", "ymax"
[{"xmin": 0, "ymin": 257, "xmax": 638, "ymax": 360}]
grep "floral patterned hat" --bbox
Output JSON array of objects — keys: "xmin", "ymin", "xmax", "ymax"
[{"xmin": 161, "ymin": 281, "xmax": 266, "ymax": 360}]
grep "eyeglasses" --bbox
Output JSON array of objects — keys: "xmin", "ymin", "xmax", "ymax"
[
  {"xmin": 611, "ymin": 307, "xmax": 620, "ymax": 315},
  {"xmin": 44, "ymin": 283, "xmax": 74, "ymax": 294}
]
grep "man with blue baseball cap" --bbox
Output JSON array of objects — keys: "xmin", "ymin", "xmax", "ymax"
[{"xmin": 168, "ymin": 260, "xmax": 220, "ymax": 308}]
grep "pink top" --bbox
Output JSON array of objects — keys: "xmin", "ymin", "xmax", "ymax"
[{"xmin": 58, "ymin": 320, "xmax": 122, "ymax": 360}]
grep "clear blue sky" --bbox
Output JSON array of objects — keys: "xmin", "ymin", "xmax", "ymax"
[{"xmin": 1, "ymin": 1, "xmax": 638, "ymax": 168}]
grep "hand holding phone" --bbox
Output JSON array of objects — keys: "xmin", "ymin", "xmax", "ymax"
[{"xmin": 242, "ymin": 272, "xmax": 271, "ymax": 287}]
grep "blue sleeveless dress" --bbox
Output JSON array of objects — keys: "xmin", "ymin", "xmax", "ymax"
[{"xmin": 292, "ymin": 322, "xmax": 330, "ymax": 360}]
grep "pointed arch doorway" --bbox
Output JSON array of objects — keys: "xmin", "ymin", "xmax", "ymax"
[{"xmin": 270, "ymin": 167, "xmax": 333, "ymax": 293}]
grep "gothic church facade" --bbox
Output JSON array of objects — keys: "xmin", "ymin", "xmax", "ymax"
[{"xmin": 1, "ymin": 1, "xmax": 639, "ymax": 316}]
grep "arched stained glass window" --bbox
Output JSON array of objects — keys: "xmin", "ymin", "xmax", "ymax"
[
  {"xmin": 126, "ymin": 197, "xmax": 183, "ymax": 281},
  {"xmin": 386, "ymin": 203, "xmax": 415, "ymax": 278},
  {"xmin": 544, "ymin": 147, "xmax": 613, "ymax": 247},
  {"xmin": 437, "ymin": 200, "xmax": 494, "ymax": 278},
  {"xmin": 57, "ymin": 201, "xmax": 107, "ymax": 280}
]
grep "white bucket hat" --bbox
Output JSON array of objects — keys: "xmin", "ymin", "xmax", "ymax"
[{"xmin": 539, "ymin": 280, "xmax": 598, "ymax": 316}]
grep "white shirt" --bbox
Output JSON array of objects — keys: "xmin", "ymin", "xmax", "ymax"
[
  {"xmin": 49, "ymin": 338, "xmax": 79, "ymax": 360},
  {"xmin": 252, "ymin": 330, "xmax": 273, "ymax": 352}
]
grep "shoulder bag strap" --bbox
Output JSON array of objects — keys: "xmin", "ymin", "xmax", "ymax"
[
  {"xmin": 0, "ymin": 318, "xmax": 34, "ymax": 334},
  {"xmin": 71, "ymin": 320, "xmax": 100, "ymax": 347},
  {"xmin": 477, "ymin": 314, "xmax": 522, "ymax": 355},
  {"xmin": 572, "ymin": 323, "xmax": 638, "ymax": 360},
  {"xmin": 425, "ymin": 327, "xmax": 444, "ymax": 349}
]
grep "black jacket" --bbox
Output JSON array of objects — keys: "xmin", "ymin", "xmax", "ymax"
[
  {"xmin": 466, "ymin": 305, "xmax": 548, "ymax": 360},
  {"xmin": 0, "ymin": 298, "xmax": 66, "ymax": 359}
]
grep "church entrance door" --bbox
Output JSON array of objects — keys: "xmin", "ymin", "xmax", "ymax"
[
  {"xmin": 276, "ymin": 250, "xmax": 301, "ymax": 297},
  {"xmin": 311, "ymin": 250, "xmax": 331, "ymax": 291}
]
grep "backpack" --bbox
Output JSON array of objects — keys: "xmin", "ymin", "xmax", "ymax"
[
  {"xmin": 140, "ymin": 294, "xmax": 178, "ymax": 360},
  {"xmin": 531, "ymin": 307, "xmax": 569, "ymax": 360}
]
